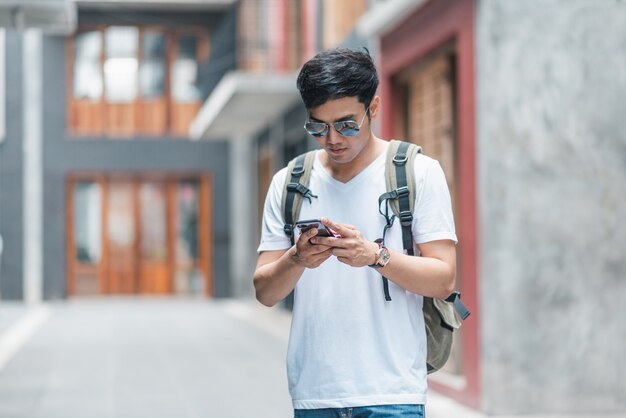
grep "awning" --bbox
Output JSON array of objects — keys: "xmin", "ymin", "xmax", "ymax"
[
  {"xmin": 75, "ymin": 0, "xmax": 236, "ymax": 11},
  {"xmin": 189, "ymin": 71, "xmax": 300, "ymax": 140},
  {"xmin": 356, "ymin": 0, "xmax": 427, "ymax": 38},
  {"xmin": 0, "ymin": 0, "xmax": 236, "ymax": 34},
  {"xmin": 0, "ymin": 0, "xmax": 77, "ymax": 34}
]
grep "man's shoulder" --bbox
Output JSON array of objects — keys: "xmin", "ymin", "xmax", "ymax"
[
  {"xmin": 272, "ymin": 165, "xmax": 290, "ymax": 184},
  {"xmin": 413, "ymin": 151, "xmax": 437, "ymax": 164},
  {"xmin": 411, "ymin": 152, "xmax": 439, "ymax": 178}
]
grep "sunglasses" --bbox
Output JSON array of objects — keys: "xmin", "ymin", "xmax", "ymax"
[{"xmin": 304, "ymin": 107, "xmax": 370, "ymax": 138}]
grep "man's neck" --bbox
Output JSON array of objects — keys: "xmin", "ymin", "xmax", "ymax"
[{"xmin": 321, "ymin": 136, "xmax": 386, "ymax": 183}]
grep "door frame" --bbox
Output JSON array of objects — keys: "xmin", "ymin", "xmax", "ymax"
[{"xmin": 66, "ymin": 171, "xmax": 213, "ymax": 297}]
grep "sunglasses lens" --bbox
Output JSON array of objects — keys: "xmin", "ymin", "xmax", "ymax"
[
  {"xmin": 304, "ymin": 122, "xmax": 328, "ymax": 137},
  {"xmin": 334, "ymin": 121, "xmax": 360, "ymax": 137}
]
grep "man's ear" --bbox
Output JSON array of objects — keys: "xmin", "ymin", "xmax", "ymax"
[{"xmin": 369, "ymin": 96, "xmax": 381, "ymax": 119}]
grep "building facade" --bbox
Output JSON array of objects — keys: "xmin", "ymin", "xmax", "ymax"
[
  {"xmin": 372, "ymin": 0, "xmax": 626, "ymax": 414},
  {"xmin": 0, "ymin": 1, "xmax": 238, "ymax": 301},
  {"xmin": 1, "ymin": 0, "xmax": 625, "ymax": 415}
]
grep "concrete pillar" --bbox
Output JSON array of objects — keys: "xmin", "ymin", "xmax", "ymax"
[
  {"xmin": 0, "ymin": 29, "xmax": 5, "ymax": 143},
  {"xmin": 270, "ymin": 117, "xmax": 285, "ymax": 169},
  {"xmin": 0, "ymin": 29, "xmax": 5, "ymax": 299},
  {"xmin": 22, "ymin": 30, "xmax": 43, "ymax": 304},
  {"xmin": 229, "ymin": 136, "xmax": 257, "ymax": 298}
]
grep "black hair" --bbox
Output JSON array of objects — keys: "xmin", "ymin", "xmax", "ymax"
[{"xmin": 296, "ymin": 48, "xmax": 379, "ymax": 110}]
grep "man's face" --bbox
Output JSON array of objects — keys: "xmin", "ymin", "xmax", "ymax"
[{"xmin": 307, "ymin": 96, "xmax": 375, "ymax": 165}]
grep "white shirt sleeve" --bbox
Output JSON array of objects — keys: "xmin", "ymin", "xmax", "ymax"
[
  {"xmin": 257, "ymin": 167, "xmax": 293, "ymax": 252},
  {"xmin": 411, "ymin": 157, "xmax": 458, "ymax": 244}
]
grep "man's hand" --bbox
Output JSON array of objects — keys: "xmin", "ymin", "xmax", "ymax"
[
  {"xmin": 310, "ymin": 217, "xmax": 379, "ymax": 267},
  {"xmin": 293, "ymin": 225, "xmax": 334, "ymax": 268}
]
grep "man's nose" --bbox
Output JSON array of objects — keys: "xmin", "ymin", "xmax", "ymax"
[{"xmin": 325, "ymin": 126, "xmax": 341, "ymax": 144}]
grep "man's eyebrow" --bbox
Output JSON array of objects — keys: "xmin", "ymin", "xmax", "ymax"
[
  {"xmin": 335, "ymin": 114, "xmax": 357, "ymax": 122},
  {"xmin": 308, "ymin": 113, "xmax": 357, "ymax": 123}
]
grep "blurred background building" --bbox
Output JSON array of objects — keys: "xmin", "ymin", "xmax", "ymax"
[{"xmin": 0, "ymin": 0, "xmax": 624, "ymax": 416}]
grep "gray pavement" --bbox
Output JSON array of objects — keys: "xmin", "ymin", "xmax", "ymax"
[
  {"xmin": 0, "ymin": 298, "xmax": 293, "ymax": 418},
  {"xmin": 1, "ymin": 297, "xmax": 579, "ymax": 418}
]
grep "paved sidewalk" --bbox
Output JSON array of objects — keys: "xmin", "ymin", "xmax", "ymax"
[
  {"xmin": 0, "ymin": 297, "xmax": 489, "ymax": 418},
  {"xmin": 4, "ymin": 297, "xmax": 603, "ymax": 418},
  {"xmin": 0, "ymin": 298, "xmax": 293, "ymax": 418}
]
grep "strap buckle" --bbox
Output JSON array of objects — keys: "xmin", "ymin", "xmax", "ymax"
[
  {"xmin": 446, "ymin": 291, "xmax": 471, "ymax": 320},
  {"xmin": 291, "ymin": 166, "xmax": 305, "ymax": 177},
  {"xmin": 283, "ymin": 224, "xmax": 294, "ymax": 236},
  {"xmin": 399, "ymin": 210, "xmax": 413, "ymax": 226},
  {"xmin": 395, "ymin": 186, "xmax": 409, "ymax": 198},
  {"xmin": 286, "ymin": 182, "xmax": 301, "ymax": 192},
  {"xmin": 287, "ymin": 182, "xmax": 318, "ymax": 203},
  {"xmin": 445, "ymin": 291, "xmax": 459, "ymax": 303},
  {"xmin": 393, "ymin": 153, "xmax": 408, "ymax": 165}
]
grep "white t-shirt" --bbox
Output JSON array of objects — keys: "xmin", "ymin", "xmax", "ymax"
[{"xmin": 258, "ymin": 144, "xmax": 457, "ymax": 409}]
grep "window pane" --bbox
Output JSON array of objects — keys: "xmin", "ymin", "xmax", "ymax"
[
  {"xmin": 104, "ymin": 26, "xmax": 138, "ymax": 103},
  {"xmin": 140, "ymin": 182, "xmax": 167, "ymax": 261},
  {"xmin": 73, "ymin": 31, "xmax": 103, "ymax": 100},
  {"xmin": 107, "ymin": 182, "xmax": 135, "ymax": 248},
  {"xmin": 74, "ymin": 182, "xmax": 102, "ymax": 263},
  {"xmin": 172, "ymin": 35, "xmax": 200, "ymax": 102},
  {"xmin": 140, "ymin": 32, "xmax": 166, "ymax": 98},
  {"xmin": 175, "ymin": 181, "xmax": 202, "ymax": 294},
  {"xmin": 107, "ymin": 182, "xmax": 136, "ymax": 294}
]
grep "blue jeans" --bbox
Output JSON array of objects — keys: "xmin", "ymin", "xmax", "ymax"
[{"xmin": 294, "ymin": 404, "xmax": 425, "ymax": 418}]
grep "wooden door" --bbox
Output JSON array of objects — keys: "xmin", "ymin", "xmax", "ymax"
[
  {"xmin": 68, "ymin": 180, "xmax": 104, "ymax": 295},
  {"xmin": 106, "ymin": 182, "xmax": 138, "ymax": 293},
  {"xmin": 68, "ymin": 175, "xmax": 212, "ymax": 296},
  {"xmin": 138, "ymin": 181, "xmax": 171, "ymax": 293}
]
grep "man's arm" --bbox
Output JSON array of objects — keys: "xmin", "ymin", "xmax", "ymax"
[
  {"xmin": 314, "ymin": 218, "xmax": 456, "ymax": 300},
  {"xmin": 253, "ymin": 227, "xmax": 334, "ymax": 307},
  {"xmin": 377, "ymin": 239, "xmax": 456, "ymax": 299}
]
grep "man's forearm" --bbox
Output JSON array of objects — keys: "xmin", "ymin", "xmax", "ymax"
[
  {"xmin": 254, "ymin": 247, "xmax": 306, "ymax": 307},
  {"xmin": 376, "ymin": 244, "xmax": 456, "ymax": 299}
]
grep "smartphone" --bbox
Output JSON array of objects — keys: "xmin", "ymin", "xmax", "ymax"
[{"xmin": 295, "ymin": 219, "xmax": 339, "ymax": 238}]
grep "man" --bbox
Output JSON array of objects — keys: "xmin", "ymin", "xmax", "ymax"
[{"xmin": 254, "ymin": 48, "xmax": 457, "ymax": 417}]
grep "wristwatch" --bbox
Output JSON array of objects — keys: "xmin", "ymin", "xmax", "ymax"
[{"xmin": 369, "ymin": 239, "xmax": 391, "ymax": 268}]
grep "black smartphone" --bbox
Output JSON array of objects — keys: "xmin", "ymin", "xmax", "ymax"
[{"xmin": 295, "ymin": 219, "xmax": 338, "ymax": 238}]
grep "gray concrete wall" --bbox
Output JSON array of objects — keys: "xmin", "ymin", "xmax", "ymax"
[
  {"xmin": 477, "ymin": 0, "xmax": 626, "ymax": 414},
  {"xmin": 0, "ymin": 31, "xmax": 24, "ymax": 300}
]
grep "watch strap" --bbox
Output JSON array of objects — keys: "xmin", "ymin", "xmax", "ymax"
[{"xmin": 368, "ymin": 238, "xmax": 385, "ymax": 268}]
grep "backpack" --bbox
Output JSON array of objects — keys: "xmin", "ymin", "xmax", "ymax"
[{"xmin": 281, "ymin": 140, "xmax": 470, "ymax": 374}]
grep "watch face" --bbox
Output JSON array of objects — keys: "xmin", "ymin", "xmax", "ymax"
[{"xmin": 378, "ymin": 247, "xmax": 391, "ymax": 266}]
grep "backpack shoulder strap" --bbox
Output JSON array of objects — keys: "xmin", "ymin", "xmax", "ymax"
[
  {"xmin": 281, "ymin": 150, "xmax": 318, "ymax": 245},
  {"xmin": 375, "ymin": 140, "xmax": 422, "ymax": 301},
  {"xmin": 379, "ymin": 141, "xmax": 470, "ymax": 362},
  {"xmin": 384, "ymin": 140, "xmax": 423, "ymax": 256}
]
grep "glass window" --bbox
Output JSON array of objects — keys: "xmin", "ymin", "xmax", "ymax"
[
  {"xmin": 140, "ymin": 31, "xmax": 166, "ymax": 98},
  {"xmin": 140, "ymin": 183, "xmax": 167, "ymax": 261},
  {"xmin": 104, "ymin": 26, "xmax": 138, "ymax": 103},
  {"xmin": 73, "ymin": 31, "xmax": 103, "ymax": 100},
  {"xmin": 175, "ymin": 181, "xmax": 202, "ymax": 294},
  {"xmin": 172, "ymin": 35, "xmax": 200, "ymax": 102},
  {"xmin": 70, "ymin": 26, "xmax": 209, "ymax": 136},
  {"xmin": 107, "ymin": 182, "xmax": 135, "ymax": 248},
  {"xmin": 74, "ymin": 182, "xmax": 102, "ymax": 263}
]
